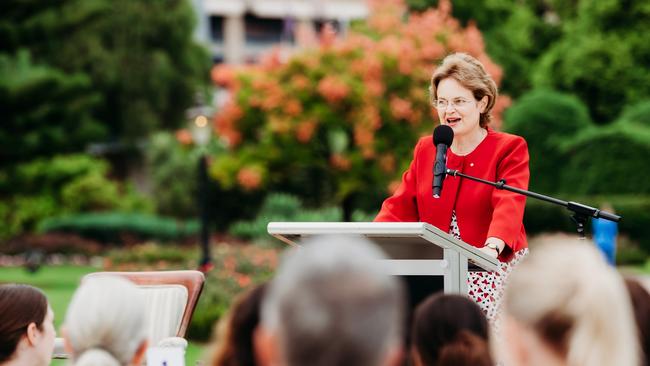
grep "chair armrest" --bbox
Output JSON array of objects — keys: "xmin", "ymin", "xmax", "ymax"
[
  {"xmin": 53, "ymin": 337, "xmax": 69, "ymax": 359},
  {"xmin": 157, "ymin": 336, "xmax": 188, "ymax": 351}
]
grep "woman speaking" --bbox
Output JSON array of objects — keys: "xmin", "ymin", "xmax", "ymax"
[{"xmin": 375, "ymin": 53, "xmax": 529, "ymax": 319}]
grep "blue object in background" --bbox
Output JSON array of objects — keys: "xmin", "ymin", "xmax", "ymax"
[{"xmin": 592, "ymin": 217, "xmax": 618, "ymax": 266}]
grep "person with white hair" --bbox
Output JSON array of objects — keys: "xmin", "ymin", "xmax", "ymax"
[
  {"xmin": 499, "ymin": 239, "xmax": 639, "ymax": 366},
  {"xmin": 62, "ymin": 276, "xmax": 149, "ymax": 366},
  {"xmin": 254, "ymin": 235, "xmax": 405, "ymax": 366}
]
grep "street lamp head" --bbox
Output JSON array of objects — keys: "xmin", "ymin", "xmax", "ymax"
[{"xmin": 191, "ymin": 115, "xmax": 211, "ymax": 147}]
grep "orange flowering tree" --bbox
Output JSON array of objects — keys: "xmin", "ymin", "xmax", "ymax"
[{"xmin": 210, "ymin": 0, "xmax": 510, "ymax": 214}]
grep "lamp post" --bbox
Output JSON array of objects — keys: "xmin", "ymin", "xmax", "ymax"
[{"xmin": 191, "ymin": 113, "xmax": 213, "ymax": 272}]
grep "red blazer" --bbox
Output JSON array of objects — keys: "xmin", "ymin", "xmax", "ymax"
[{"xmin": 375, "ymin": 129, "xmax": 529, "ymax": 262}]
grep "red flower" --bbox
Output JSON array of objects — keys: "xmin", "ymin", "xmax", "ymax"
[
  {"xmin": 317, "ymin": 76, "xmax": 349, "ymax": 104},
  {"xmin": 390, "ymin": 96, "xmax": 413, "ymax": 121},
  {"xmin": 296, "ymin": 119, "xmax": 318, "ymax": 143},
  {"xmin": 330, "ymin": 154, "xmax": 352, "ymax": 171},
  {"xmin": 237, "ymin": 167, "xmax": 263, "ymax": 190},
  {"xmin": 388, "ymin": 180, "xmax": 401, "ymax": 194},
  {"xmin": 291, "ymin": 75, "xmax": 310, "ymax": 90},
  {"xmin": 175, "ymin": 129, "xmax": 193, "ymax": 145},
  {"xmin": 211, "ymin": 64, "xmax": 237, "ymax": 88},
  {"xmin": 284, "ymin": 99, "xmax": 303, "ymax": 117}
]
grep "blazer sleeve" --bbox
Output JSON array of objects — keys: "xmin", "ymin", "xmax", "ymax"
[
  {"xmin": 374, "ymin": 140, "xmax": 422, "ymax": 222},
  {"xmin": 487, "ymin": 136, "xmax": 530, "ymax": 247}
]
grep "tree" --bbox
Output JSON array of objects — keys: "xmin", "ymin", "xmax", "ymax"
[
  {"xmin": 532, "ymin": 0, "xmax": 650, "ymax": 123},
  {"xmin": 0, "ymin": 51, "xmax": 106, "ymax": 165},
  {"xmin": 209, "ymin": 0, "xmax": 509, "ymax": 218},
  {"xmin": 0, "ymin": 0, "xmax": 211, "ymax": 142}
]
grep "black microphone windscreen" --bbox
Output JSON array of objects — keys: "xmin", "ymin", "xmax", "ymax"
[{"xmin": 433, "ymin": 125, "xmax": 454, "ymax": 146}]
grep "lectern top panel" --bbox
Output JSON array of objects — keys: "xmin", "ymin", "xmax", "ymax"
[{"xmin": 267, "ymin": 222, "xmax": 499, "ymax": 271}]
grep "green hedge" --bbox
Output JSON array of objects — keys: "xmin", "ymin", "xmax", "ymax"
[
  {"xmin": 229, "ymin": 193, "xmax": 342, "ymax": 242},
  {"xmin": 38, "ymin": 212, "xmax": 198, "ymax": 245},
  {"xmin": 524, "ymin": 195, "xmax": 650, "ymax": 252},
  {"xmin": 617, "ymin": 100, "xmax": 650, "ymax": 128},
  {"xmin": 558, "ymin": 123, "xmax": 650, "ymax": 195},
  {"xmin": 503, "ymin": 89, "xmax": 592, "ymax": 194}
]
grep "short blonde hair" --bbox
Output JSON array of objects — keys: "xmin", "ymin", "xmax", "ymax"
[
  {"xmin": 503, "ymin": 239, "xmax": 639, "ymax": 366},
  {"xmin": 430, "ymin": 53, "xmax": 498, "ymax": 127}
]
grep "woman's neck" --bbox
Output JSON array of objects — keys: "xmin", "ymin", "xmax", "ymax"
[{"xmin": 451, "ymin": 127, "xmax": 487, "ymax": 156}]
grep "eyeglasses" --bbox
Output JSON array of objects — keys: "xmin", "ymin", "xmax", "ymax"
[{"xmin": 433, "ymin": 98, "xmax": 475, "ymax": 110}]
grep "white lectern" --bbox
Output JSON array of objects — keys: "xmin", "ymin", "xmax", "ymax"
[{"xmin": 267, "ymin": 222, "xmax": 499, "ymax": 294}]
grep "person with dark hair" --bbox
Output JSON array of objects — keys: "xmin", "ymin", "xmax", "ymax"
[
  {"xmin": 210, "ymin": 283, "xmax": 267, "ymax": 366},
  {"xmin": 0, "ymin": 284, "xmax": 56, "ymax": 366},
  {"xmin": 375, "ymin": 52, "xmax": 530, "ymax": 319},
  {"xmin": 411, "ymin": 293, "xmax": 492, "ymax": 366},
  {"xmin": 625, "ymin": 278, "xmax": 650, "ymax": 366}
]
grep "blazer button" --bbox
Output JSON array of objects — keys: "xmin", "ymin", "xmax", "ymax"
[{"xmin": 470, "ymin": 163, "xmax": 474, "ymax": 167}]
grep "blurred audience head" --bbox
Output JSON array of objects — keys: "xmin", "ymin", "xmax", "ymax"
[
  {"xmin": 501, "ymin": 239, "xmax": 639, "ymax": 366},
  {"xmin": 624, "ymin": 277, "xmax": 650, "ymax": 366},
  {"xmin": 411, "ymin": 293, "xmax": 492, "ymax": 366},
  {"xmin": 210, "ymin": 282, "xmax": 267, "ymax": 366},
  {"xmin": 256, "ymin": 235, "xmax": 405, "ymax": 366},
  {"xmin": 63, "ymin": 275, "xmax": 148, "ymax": 366},
  {"xmin": 0, "ymin": 284, "xmax": 55, "ymax": 366}
]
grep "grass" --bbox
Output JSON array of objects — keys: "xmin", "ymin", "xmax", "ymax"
[{"xmin": 0, "ymin": 264, "xmax": 208, "ymax": 365}]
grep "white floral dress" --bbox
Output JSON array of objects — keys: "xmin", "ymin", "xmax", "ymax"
[{"xmin": 449, "ymin": 210, "xmax": 528, "ymax": 321}]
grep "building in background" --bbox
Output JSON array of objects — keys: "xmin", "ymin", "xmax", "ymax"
[{"xmin": 194, "ymin": 0, "xmax": 368, "ymax": 64}]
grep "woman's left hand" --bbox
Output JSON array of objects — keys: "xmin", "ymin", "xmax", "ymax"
[
  {"xmin": 480, "ymin": 237, "xmax": 506, "ymax": 258},
  {"xmin": 478, "ymin": 245, "xmax": 499, "ymax": 258}
]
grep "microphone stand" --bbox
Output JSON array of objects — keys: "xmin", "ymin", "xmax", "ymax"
[{"xmin": 445, "ymin": 169, "xmax": 621, "ymax": 238}]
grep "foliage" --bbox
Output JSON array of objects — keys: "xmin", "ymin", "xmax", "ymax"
[
  {"xmin": 407, "ymin": 0, "xmax": 650, "ymax": 125},
  {"xmin": 188, "ymin": 244, "xmax": 279, "ymax": 341},
  {"xmin": 406, "ymin": 0, "xmax": 564, "ymax": 98},
  {"xmin": 145, "ymin": 132, "xmax": 202, "ymax": 218},
  {"xmin": 0, "ymin": 0, "xmax": 211, "ymax": 143},
  {"xmin": 524, "ymin": 195, "xmax": 650, "ymax": 253},
  {"xmin": 105, "ymin": 242, "xmax": 198, "ymax": 269},
  {"xmin": 145, "ymin": 131, "xmax": 269, "ymax": 229},
  {"xmin": 532, "ymin": 0, "xmax": 650, "ymax": 123},
  {"xmin": 503, "ymin": 89, "xmax": 592, "ymax": 194},
  {"xmin": 228, "ymin": 193, "xmax": 343, "ymax": 242},
  {"xmin": 558, "ymin": 122, "xmax": 650, "ymax": 195},
  {"xmin": 0, "ymin": 155, "xmax": 152, "ymax": 240},
  {"xmin": 617, "ymin": 100, "xmax": 650, "ymax": 128},
  {"xmin": 38, "ymin": 212, "xmax": 199, "ymax": 245},
  {"xmin": 0, "ymin": 51, "xmax": 106, "ymax": 165},
  {"xmin": 1, "ymin": 233, "xmax": 102, "ymax": 256},
  {"xmin": 210, "ymin": 0, "xmax": 509, "ymax": 212}
]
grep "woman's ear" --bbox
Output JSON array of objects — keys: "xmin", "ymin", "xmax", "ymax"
[
  {"xmin": 25, "ymin": 322, "xmax": 39, "ymax": 346},
  {"xmin": 479, "ymin": 96, "xmax": 488, "ymax": 113}
]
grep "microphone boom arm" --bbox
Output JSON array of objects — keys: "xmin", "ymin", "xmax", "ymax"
[{"xmin": 445, "ymin": 169, "xmax": 621, "ymax": 238}]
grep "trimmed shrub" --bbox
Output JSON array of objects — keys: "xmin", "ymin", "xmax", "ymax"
[
  {"xmin": 2, "ymin": 233, "xmax": 102, "ymax": 256},
  {"xmin": 558, "ymin": 123, "xmax": 650, "ymax": 195},
  {"xmin": 187, "ymin": 244, "xmax": 278, "ymax": 341},
  {"xmin": 524, "ymin": 195, "xmax": 650, "ymax": 253},
  {"xmin": 228, "ymin": 193, "xmax": 342, "ymax": 242},
  {"xmin": 617, "ymin": 100, "xmax": 650, "ymax": 128},
  {"xmin": 38, "ymin": 212, "xmax": 198, "ymax": 245},
  {"xmin": 503, "ymin": 89, "xmax": 592, "ymax": 194},
  {"xmin": 0, "ymin": 154, "xmax": 152, "ymax": 240}
]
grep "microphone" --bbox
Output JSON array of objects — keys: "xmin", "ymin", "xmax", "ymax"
[{"xmin": 432, "ymin": 125, "xmax": 454, "ymax": 198}]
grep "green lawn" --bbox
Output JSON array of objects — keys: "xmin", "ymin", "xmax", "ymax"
[{"xmin": 0, "ymin": 265, "xmax": 208, "ymax": 365}]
